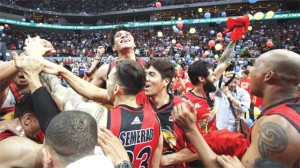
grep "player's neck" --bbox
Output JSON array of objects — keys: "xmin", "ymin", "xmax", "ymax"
[
  {"xmin": 263, "ymin": 86, "xmax": 296, "ymax": 108},
  {"xmin": 34, "ymin": 145, "xmax": 44, "ymax": 168},
  {"xmin": 114, "ymin": 94, "xmax": 139, "ymax": 108},
  {"xmin": 193, "ymin": 85, "xmax": 207, "ymax": 98},
  {"xmin": 47, "ymin": 154, "xmax": 69, "ymax": 168},
  {"xmin": 150, "ymin": 90, "xmax": 170, "ymax": 109},
  {"xmin": 14, "ymin": 83, "xmax": 30, "ymax": 95},
  {"xmin": 118, "ymin": 49, "xmax": 136, "ymax": 61}
]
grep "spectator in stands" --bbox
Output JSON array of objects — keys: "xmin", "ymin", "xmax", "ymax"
[
  {"xmin": 239, "ymin": 70, "xmax": 251, "ymax": 94},
  {"xmin": 215, "ymin": 72, "xmax": 251, "ymax": 132},
  {"xmin": 78, "ymin": 63, "xmax": 86, "ymax": 78},
  {"xmin": 3, "ymin": 22, "xmax": 299, "ymax": 63}
]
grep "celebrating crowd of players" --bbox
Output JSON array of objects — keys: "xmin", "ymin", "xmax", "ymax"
[{"xmin": 0, "ymin": 22, "xmax": 299, "ymax": 168}]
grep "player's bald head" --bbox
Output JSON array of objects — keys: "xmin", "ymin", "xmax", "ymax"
[{"xmin": 257, "ymin": 49, "xmax": 300, "ymax": 86}]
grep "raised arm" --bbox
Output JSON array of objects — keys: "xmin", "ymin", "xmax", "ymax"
[
  {"xmin": 12, "ymin": 54, "xmax": 61, "ymax": 132},
  {"xmin": 152, "ymin": 132, "xmax": 163, "ymax": 167},
  {"xmin": 39, "ymin": 72, "xmax": 108, "ymax": 127},
  {"xmin": 172, "ymin": 101, "xmax": 219, "ymax": 168},
  {"xmin": 90, "ymin": 63, "xmax": 110, "ymax": 89},
  {"xmin": 87, "ymin": 46, "xmax": 105, "ymax": 82},
  {"xmin": 160, "ymin": 147, "xmax": 199, "ymax": 166},
  {"xmin": 43, "ymin": 61, "xmax": 111, "ymax": 104},
  {"xmin": 12, "ymin": 52, "xmax": 108, "ymax": 127},
  {"xmin": 214, "ymin": 14, "xmax": 249, "ymax": 83},
  {"xmin": 0, "ymin": 57, "xmax": 18, "ymax": 93},
  {"xmin": 0, "ymin": 53, "xmax": 23, "ymax": 108},
  {"xmin": 213, "ymin": 41, "xmax": 236, "ymax": 84}
]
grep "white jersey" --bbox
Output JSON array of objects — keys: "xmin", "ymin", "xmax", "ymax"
[{"xmin": 67, "ymin": 155, "xmax": 114, "ymax": 168}]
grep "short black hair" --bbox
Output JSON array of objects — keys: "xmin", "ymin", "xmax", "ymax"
[
  {"xmin": 107, "ymin": 26, "xmax": 131, "ymax": 46},
  {"xmin": 188, "ymin": 60, "xmax": 213, "ymax": 86},
  {"xmin": 145, "ymin": 59, "xmax": 175, "ymax": 90},
  {"xmin": 242, "ymin": 70, "xmax": 250, "ymax": 75},
  {"xmin": 115, "ymin": 60, "xmax": 146, "ymax": 95},
  {"xmin": 14, "ymin": 94, "xmax": 35, "ymax": 119},
  {"xmin": 45, "ymin": 111, "xmax": 98, "ymax": 163}
]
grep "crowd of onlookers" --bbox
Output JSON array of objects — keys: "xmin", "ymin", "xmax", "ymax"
[
  {"xmin": 2, "ymin": 21, "xmax": 299, "ymax": 60},
  {"xmin": 1, "ymin": 0, "xmax": 224, "ymax": 13}
]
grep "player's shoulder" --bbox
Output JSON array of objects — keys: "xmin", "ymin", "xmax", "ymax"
[
  {"xmin": 253, "ymin": 114, "xmax": 298, "ymax": 137},
  {"xmin": 98, "ymin": 63, "xmax": 110, "ymax": 72},
  {"xmin": 0, "ymin": 136, "xmax": 40, "ymax": 157},
  {"xmin": 173, "ymin": 95, "xmax": 184, "ymax": 104}
]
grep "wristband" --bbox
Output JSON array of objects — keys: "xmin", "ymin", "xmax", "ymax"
[
  {"xmin": 114, "ymin": 160, "xmax": 133, "ymax": 168},
  {"xmin": 226, "ymin": 94, "xmax": 232, "ymax": 100},
  {"xmin": 86, "ymin": 61, "xmax": 103, "ymax": 77}
]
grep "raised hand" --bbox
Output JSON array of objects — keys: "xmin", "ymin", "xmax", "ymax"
[
  {"xmin": 98, "ymin": 127, "xmax": 130, "ymax": 165},
  {"xmin": 12, "ymin": 52, "xmax": 45, "ymax": 76},
  {"xmin": 96, "ymin": 46, "xmax": 105, "ymax": 59},
  {"xmin": 0, "ymin": 118, "xmax": 25, "ymax": 136},
  {"xmin": 23, "ymin": 36, "xmax": 56, "ymax": 57},
  {"xmin": 221, "ymin": 85, "xmax": 231, "ymax": 98},
  {"xmin": 217, "ymin": 155, "xmax": 245, "ymax": 168},
  {"xmin": 172, "ymin": 100, "xmax": 197, "ymax": 132},
  {"xmin": 42, "ymin": 60, "xmax": 63, "ymax": 75}
]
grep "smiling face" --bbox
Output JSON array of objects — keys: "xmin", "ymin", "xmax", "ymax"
[
  {"xmin": 112, "ymin": 30, "xmax": 135, "ymax": 53},
  {"xmin": 144, "ymin": 66, "xmax": 169, "ymax": 97}
]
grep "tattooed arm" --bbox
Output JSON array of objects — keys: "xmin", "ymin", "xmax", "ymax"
[
  {"xmin": 242, "ymin": 115, "xmax": 300, "ymax": 168},
  {"xmin": 43, "ymin": 61, "xmax": 111, "ymax": 104},
  {"xmin": 213, "ymin": 41, "xmax": 236, "ymax": 84},
  {"xmin": 39, "ymin": 73, "xmax": 108, "ymax": 127}
]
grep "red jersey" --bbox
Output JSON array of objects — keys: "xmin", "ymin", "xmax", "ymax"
[
  {"xmin": 246, "ymin": 98, "xmax": 300, "ymax": 146},
  {"xmin": 183, "ymin": 90, "xmax": 217, "ymax": 167},
  {"xmin": 136, "ymin": 91, "xmax": 189, "ymax": 168},
  {"xmin": 0, "ymin": 131, "xmax": 14, "ymax": 141},
  {"xmin": 183, "ymin": 90, "xmax": 216, "ymax": 135},
  {"xmin": 0, "ymin": 129, "xmax": 44, "ymax": 144},
  {"xmin": 173, "ymin": 78, "xmax": 181, "ymax": 90},
  {"xmin": 239, "ymin": 78, "xmax": 264, "ymax": 108},
  {"xmin": 35, "ymin": 129, "xmax": 44, "ymax": 144},
  {"xmin": 107, "ymin": 104, "xmax": 161, "ymax": 168},
  {"xmin": 0, "ymin": 83, "xmax": 21, "ymax": 119},
  {"xmin": 8, "ymin": 83, "xmax": 22, "ymax": 103},
  {"xmin": 253, "ymin": 96, "xmax": 263, "ymax": 109},
  {"xmin": 239, "ymin": 78, "xmax": 251, "ymax": 94},
  {"xmin": 184, "ymin": 81, "xmax": 194, "ymax": 95},
  {"xmin": 239, "ymin": 78, "xmax": 255, "ymax": 103}
]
